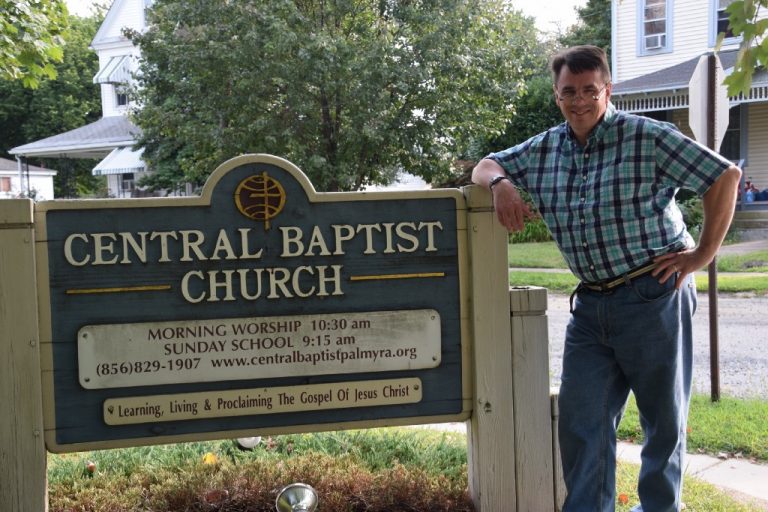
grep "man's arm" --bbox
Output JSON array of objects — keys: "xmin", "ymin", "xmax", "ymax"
[
  {"xmin": 471, "ymin": 159, "xmax": 533, "ymax": 232},
  {"xmin": 653, "ymin": 164, "xmax": 742, "ymax": 288}
]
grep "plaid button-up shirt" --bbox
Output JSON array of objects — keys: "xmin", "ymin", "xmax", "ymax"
[{"xmin": 487, "ymin": 103, "xmax": 732, "ymax": 282}]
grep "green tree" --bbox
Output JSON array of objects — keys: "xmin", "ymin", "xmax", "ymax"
[
  {"xmin": 559, "ymin": 0, "xmax": 611, "ymax": 60},
  {"xmin": 131, "ymin": 0, "xmax": 540, "ymax": 191},
  {"xmin": 0, "ymin": 0, "xmax": 69, "ymax": 89},
  {"xmin": 0, "ymin": 13, "xmax": 104, "ymax": 196},
  {"xmin": 468, "ymin": 38, "xmax": 563, "ymax": 158},
  {"xmin": 720, "ymin": 0, "xmax": 768, "ymax": 96},
  {"xmin": 472, "ymin": 0, "xmax": 611, "ymax": 159},
  {"xmin": 480, "ymin": 74, "xmax": 563, "ymax": 154}
]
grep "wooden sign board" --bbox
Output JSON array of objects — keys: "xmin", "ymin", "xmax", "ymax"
[{"xmin": 34, "ymin": 154, "xmax": 470, "ymax": 452}]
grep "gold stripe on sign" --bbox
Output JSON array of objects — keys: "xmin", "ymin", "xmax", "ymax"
[
  {"xmin": 350, "ymin": 272, "xmax": 445, "ymax": 282},
  {"xmin": 66, "ymin": 285, "xmax": 172, "ymax": 295}
]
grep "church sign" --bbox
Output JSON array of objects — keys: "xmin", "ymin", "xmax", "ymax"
[{"xmin": 34, "ymin": 154, "xmax": 469, "ymax": 452}]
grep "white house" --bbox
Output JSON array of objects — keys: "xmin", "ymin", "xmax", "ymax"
[
  {"xmin": 0, "ymin": 157, "xmax": 57, "ymax": 200},
  {"xmin": 10, "ymin": 0, "xmax": 152, "ymax": 198},
  {"xmin": 610, "ymin": 0, "xmax": 768, "ymax": 207}
]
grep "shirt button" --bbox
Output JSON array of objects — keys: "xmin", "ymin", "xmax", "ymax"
[
  {"xmin": 582, "ymin": 242, "xmax": 588, "ymax": 248},
  {"xmin": 584, "ymin": 153, "xmax": 590, "ymax": 159},
  {"xmin": 580, "ymin": 196, "xmax": 585, "ymax": 202},
  {"xmin": 590, "ymin": 265, "xmax": 595, "ymax": 270},
  {"xmin": 580, "ymin": 217, "xmax": 585, "ymax": 224},
  {"xmin": 582, "ymin": 174, "xmax": 588, "ymax": 181}
]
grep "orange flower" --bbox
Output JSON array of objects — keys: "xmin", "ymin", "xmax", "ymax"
[{"xmin": 618, "ymin": 493, "xmax": 629, "ymax": 505}]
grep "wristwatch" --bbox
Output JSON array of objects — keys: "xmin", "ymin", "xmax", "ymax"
[{"xmin": 489, "ymin": 175, "xmax": 510, "ymax": 190}]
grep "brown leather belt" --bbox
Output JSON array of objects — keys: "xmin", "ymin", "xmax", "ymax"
[{"xmin": 580, "ymin": 261, "xmax": 658, "ymax": 292}]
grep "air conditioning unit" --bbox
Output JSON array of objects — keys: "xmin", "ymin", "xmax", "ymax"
[{"xmin": 645, "ymin": 34, "xmax": 665, "ymax": 50}]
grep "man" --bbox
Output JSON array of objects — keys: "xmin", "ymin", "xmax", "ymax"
[{"xmin": 472, "ymin": 45, "xmax": 741, "ymax": 512}]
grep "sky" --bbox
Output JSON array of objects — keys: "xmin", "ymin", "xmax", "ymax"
[{"xmin": 64, "ymin": 0, "xmax": 588, "ymax": 33}]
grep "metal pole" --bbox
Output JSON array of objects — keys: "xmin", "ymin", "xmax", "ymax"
[{"xmin": 707, "ymin": 54, "xmax": 721, "ymax": 402}]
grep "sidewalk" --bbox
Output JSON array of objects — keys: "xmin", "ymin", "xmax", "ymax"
[
  {"xmin": 717, "ymin": 238, "xmax": 768, "ymax": 255},
  {"xmin": 617, "ymin": 441, "xmax": 768, "ymax": 510},
  {"xmin": 415, "ymin": 423, "xmax": 768, "ymax": 509}
]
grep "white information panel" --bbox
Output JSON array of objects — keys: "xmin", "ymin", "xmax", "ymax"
[
  {"xmin": 78, "ymin": 309, "xmax": 441, "ymax": 389},
  {"xmin": 104, "ymin": 377, "xmax": 423, "ymax": 425}
]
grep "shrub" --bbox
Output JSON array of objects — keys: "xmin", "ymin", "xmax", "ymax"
[{"xmin": 509, "ymin": 190, "xmax": 553, "ymax": 243}]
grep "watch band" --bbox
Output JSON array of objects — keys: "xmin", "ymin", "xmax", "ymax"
[{"xmin": 489, "ymin": 175, "xmax": 509, "ymax": 190}]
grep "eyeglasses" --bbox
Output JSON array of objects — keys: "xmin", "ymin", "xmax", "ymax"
[{"xmin": 555, "ymin": 84, "xmax": 609, "ymax": 103}]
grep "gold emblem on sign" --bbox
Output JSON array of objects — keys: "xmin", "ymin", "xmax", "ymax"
[{"xmin": 234, "ymin": 172, "xmax": 286, "ymax": 229}]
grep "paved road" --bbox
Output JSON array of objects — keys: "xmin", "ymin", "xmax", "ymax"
[{"xmin": 546, "ymin": 292, "xmax": 768, "ymax": 399}]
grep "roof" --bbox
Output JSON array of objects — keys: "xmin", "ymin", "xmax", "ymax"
[
  {"xmin": 0, "ymin": 157, "xmax": 57, "ymax": 176},
  {"xmin": 613, "ymin": 49, "xmax": 768, "ymax": 96},
  {"xmin": 91, "ymin": 0, "xmax": 131, "ymax": 48},
  {"xmin": 9, "ymin": 116, "xmax": 141, "ymax": 159}
]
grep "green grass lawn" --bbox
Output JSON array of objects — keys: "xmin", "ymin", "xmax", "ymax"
[
  {"xmin": 618, "ymin": 394, "xmax": 768, "ymax": 461},
  {"xmin": 509, "ymin": 242, "xmax": 768, "ymax": 273},
  {"xmin": 508, "ymin": 242, "xmax": 768, "ymax": 295},
  {"xmin": 508, "ymin": 241, "xmax": 567, "ymax": 268},
  {"xmin": 717, "ymin": 250, "xmax": 768, "ymax": 272}
]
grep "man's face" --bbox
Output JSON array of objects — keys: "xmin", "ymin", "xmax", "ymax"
[{"xmin": 553, "ymin": 65, "xmax": 611, "ymax": 143}]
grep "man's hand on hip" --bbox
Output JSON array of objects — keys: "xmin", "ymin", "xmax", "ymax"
[{"xmin": 652, "ymin": 249, "xmax": 710, "ymax": 290}]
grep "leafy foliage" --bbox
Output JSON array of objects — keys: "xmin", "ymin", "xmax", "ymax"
[
  {"xmin": 476, "ymin": 73, "xmax": 563, "ymax": 158},
  {"xmin": 470, "ymin": 0, "xmax": 610, "ymax": 164},
  {"xmin": 49, "ymin": 430, "xmax": 472, "ymax": 511},
  {"xmin": 0, "ymin": 13, "xmax": 104, "ymax": 196},
  {"xmin": 720, "ymin": 0, "xmax": 768, "ymax": 96},
  {"xmin": 559, "ymin": 0, "xmax": 612, "ymax": 59},
  {"xmin": 0, "ymin": 0, "xmax": 69, "ymax": 89},
  {"xmin": 130, "ymin": 0, "xmax": 540, "ymax": 191}
]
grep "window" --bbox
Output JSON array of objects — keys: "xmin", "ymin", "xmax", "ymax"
[
  {"xmin": 121, "ymin": 173, "xmax": 135, "ymax": 196},
  {"xmin": 711, "ymin": 0, "xmax": 739, "ymax": 45},
  {"xmin": 644, "ymin": 0, "xmax": 667, "ymax": 50},
  {"xmin": 638, "ymin": 0, "xmax": 673, "ymax": 55},
  {"xmin": 0, "ymin": 177, "xmax": 11, "ymax": 192},
  {"xmin": 116, "ymin": 87, "xmax": 128, "ymax": 107},
  {"xmin": 716, "ymin": 0, "xmax": 735, "ymax": 37},
  {"xmin": 719, "ymin": 105, "xmax": 742, "ymax": 163}
]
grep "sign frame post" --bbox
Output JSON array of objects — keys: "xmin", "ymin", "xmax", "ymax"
[
  {"xmin": 0, "ymin": 199, "xmax": 47, "ymax": 512},
  {"xmin": 465, "ymin": 185, "xmax": 556, "ymax": 511},
  {"xmin": 465, "ymin": 185, "xmax": 518, "ymax": 510}
]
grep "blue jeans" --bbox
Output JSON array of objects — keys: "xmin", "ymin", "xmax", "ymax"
[{"xmin": 559, "ymin": 273, "xmax": 696, "ymax": 512}]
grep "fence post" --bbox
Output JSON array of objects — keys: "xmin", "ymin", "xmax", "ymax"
[
  {"xmin": 465, "ymin": 185, "xmax": 517, "ymax": 510},
  {"xmin": 0, "ymin": 199, "xmax": 47, "ymax": 512},
  {"xmin": 509, "ymin": 286, "xmax": 555, "ymax": 510}
]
